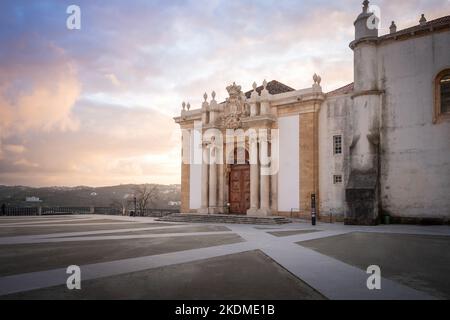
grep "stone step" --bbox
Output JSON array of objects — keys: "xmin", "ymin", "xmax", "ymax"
[{"xmin": 156, "ymin": 213, "xmax": 291, "ymax": 225}]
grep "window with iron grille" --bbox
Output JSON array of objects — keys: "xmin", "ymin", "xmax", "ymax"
[
  {"xmin": 440, "ymin": 74, "xmax": 450, "ymax": 114},
  {"xmin": 333, "ymin": 135, "xmax": 342, "ymax": 155},
  {"xmin": 434, "ymin": 69, "xmax": 450, "ymax": 123},
  {"xmin": 333, "ymin": 175, "xmax": 343, "ymax": 184}
]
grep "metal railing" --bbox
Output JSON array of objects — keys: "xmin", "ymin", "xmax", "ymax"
[
  {"xmin": 2, "ymin": 207, "xmax": 39, "ymax": 216},
  {"xmin": 42, "ymin": 207, "xmax": 91, "ymax": 215},
  {"xmin": 0, "ymin": 206, "xmax": 179, "ymax": 217}
]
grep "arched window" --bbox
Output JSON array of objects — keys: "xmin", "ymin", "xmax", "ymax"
[{"xmin": 434, "ymin": 69, "xmax": 450, "ymax": 123}]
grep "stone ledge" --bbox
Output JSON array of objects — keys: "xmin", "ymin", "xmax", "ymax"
[{"xmin": 157, "ymin": 213, "xmax": 292, "ymax": 225}]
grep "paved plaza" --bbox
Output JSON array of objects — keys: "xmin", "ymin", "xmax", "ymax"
[{"xmin": 0, "ymin": 215, "xmax": 449, "ymax": 300}]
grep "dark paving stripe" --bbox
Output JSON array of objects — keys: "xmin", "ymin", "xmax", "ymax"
[
  {"xmin": 0, "ymin": 234, "xmax": 244, "ymax": 277},
  {"xmin": 3, "ymin": 250, "xmax": 325, "ymax": 300},
  {"xmin": 0, "ymin": 223, "xmax": 171, "ymax": 237},
  {"xmin": 268, "ymin": 230, "xmax": 321, "ymax": 237},
  {"xmin": 64, "ymin": 225, "xmax": 231, "ymax": 237},
  {"xmin": 0, "ymin": 217, "xmax": 88, "ymax": 224},
  {"xmin": 299, "ymin": 232, "xmax": 450, "ymax": 299},
  {"xmin": 0, "ymin": 219, "xmax": 129, "ymax": 226}
]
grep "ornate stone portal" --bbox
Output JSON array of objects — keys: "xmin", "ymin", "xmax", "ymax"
[
  {"xmin": 175, "ymin": 78, "xmax": 325, "ymax": 217},
  {"xmin": 201, "ymin": 81, "xmax": 275, "ymax": 216}
]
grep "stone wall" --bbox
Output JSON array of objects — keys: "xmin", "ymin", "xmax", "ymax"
[
  {"xmin": 318, "ymin": 94, "xmax": 352, "ymax": 221},
  {"xmin": 378, "ymin": 30, "xmax": 450, "ymax": 219}
]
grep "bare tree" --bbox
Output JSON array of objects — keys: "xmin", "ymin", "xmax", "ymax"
[
  {"xmin": 133, "ymin": 184, "xmax": 159, "ymax": 216},
  {"xmin": 110, "ymin": 197, "xmax": 132, "ymax": 215}
]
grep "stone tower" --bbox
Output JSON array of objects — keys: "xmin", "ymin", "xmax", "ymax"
[{"xmin": 346, "ymin": 0, "xmax": 382, "ymax": 225}]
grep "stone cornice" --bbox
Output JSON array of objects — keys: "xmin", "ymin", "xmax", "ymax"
[
  {"xmin": 241, "ymin": 115, "xmax": 276, "ymax": 128},
  {"xmin": 349, "ymin": 36, "xmax": 378, "ymax": 50},
  {"xmin": 351, "ymin": 89, "xmax": 384, "ymax": 99}
]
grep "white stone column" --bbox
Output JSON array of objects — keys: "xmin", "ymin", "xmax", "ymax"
[
  {"xmin": 209, "ymin": 144, "xmax": 217, "ymax": 213},
  {"xmin": 259, "ymin": 134, "xmax": 271, "ymax": 216},
  {"xmin": 218, "ymin": 163, "xmax": 224, "ymax": 213},
  {"xmin": 217, "ymin": 139, "xmax": 224, "ymax": 213},
  {"xmin": 199, "ymin": 143, "xmax": 209, "ymax": 214},
  {"xmin": 247, "ymin": 135, "xmax": 259, "ymax": 215}
]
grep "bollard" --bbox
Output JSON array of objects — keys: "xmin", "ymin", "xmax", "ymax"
[{"xmin": 311, "ymin": 194, "xmax": 317, "ymax": 226}]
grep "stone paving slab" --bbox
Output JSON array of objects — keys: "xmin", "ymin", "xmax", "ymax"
[
  {"xmin": 2, "ymin": 250, "xmax": 325, "ymax": 300},
  {"xmin": 299, "ymin": 232, "xmax": 450, "ymax": 299},
  {"xmin": 0, "ymin": 233, "xmax": 244, "ymax": 277}
]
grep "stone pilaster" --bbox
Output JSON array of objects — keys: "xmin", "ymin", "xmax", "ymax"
[
  {"xmin": 180, "ymin": 128, "xmax": 191, "ymax": 213},
  {"xmin": 258, "ymin": 133, "xmax": 271, "ymax": 216},
  {"xmin": 199, "ymin": 143, "xmax": 209, "ymax": 214},
  {"xmin": 299, "ymin": 111, "xmax": 319, "ymax": 219},
  {"xmin": 209, "ymin": 144, "xmax": 218, "ymax": 213}
]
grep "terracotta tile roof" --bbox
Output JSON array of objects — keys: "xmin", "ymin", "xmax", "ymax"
[
  {"xmin": 327, "ymin": 83, "xmax": 354, "ymax": 97},
  {"xmin": 244, "ymin": 80, "xmax": 295, "ymax": 98},
  {"xmin": 379, "ymin": 15, "xmax": 450, "ymax": 41}
]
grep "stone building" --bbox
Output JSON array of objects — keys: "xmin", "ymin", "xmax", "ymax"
[{"xmin": 174, "ymin": 1, "xmax": 450, "ymax": 225}]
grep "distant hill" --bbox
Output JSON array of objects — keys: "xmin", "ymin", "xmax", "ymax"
[{"xmin": 0, "ymin": 184, "xmax": 181, "ymax": 209}]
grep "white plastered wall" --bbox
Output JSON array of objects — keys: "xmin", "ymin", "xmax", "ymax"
[{"xmin": 277, "ymin": 115, "xmax": 300, "ymax": 212}]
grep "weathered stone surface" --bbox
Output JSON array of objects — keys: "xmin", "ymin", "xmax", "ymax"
[{"xmin": 345, "ymin": 171, "xmax": 379, "ymax": 225}]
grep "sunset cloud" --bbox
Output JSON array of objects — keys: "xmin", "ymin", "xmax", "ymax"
[
  {"xmin": 0, "ymin": 0, "xmax": 448, "ymax": 186},
  {"xmin": 0, "ymin": 34, "xmax": 80, "ymax": 133}
]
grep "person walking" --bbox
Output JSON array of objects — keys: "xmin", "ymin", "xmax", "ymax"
[{"xmin": 1, "ymin": 203, "xmax": 6, "ymax": 216}]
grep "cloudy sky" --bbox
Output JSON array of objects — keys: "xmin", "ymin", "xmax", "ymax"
[{"xmin": 0, "ymin": 0, "xmax": 448, "ymax": 187}]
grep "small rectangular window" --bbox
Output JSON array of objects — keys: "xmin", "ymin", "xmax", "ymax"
[
  {"xmin": 333, "ymin": 175, "xmax": 343, "ymax": 184},
  {"xmin": 333, "ymin": 135, "xmax": 342, "ymax": 155}
]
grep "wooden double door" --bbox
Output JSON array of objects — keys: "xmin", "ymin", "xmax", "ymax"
[{"xmin": 229, "ymin": 164, "xmax": 251, "ymax": 215}]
